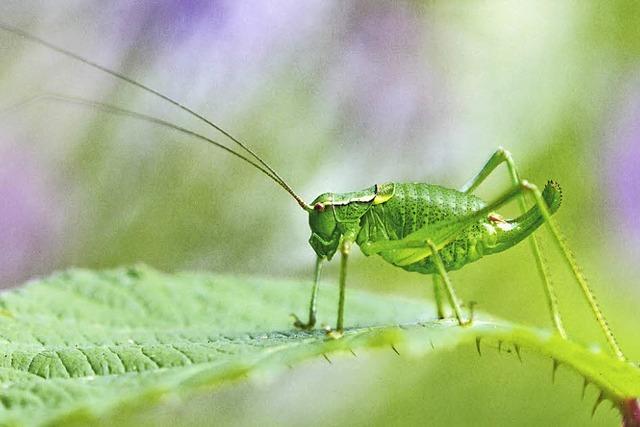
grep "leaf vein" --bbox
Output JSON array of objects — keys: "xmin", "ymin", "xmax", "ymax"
[
  {"xmin": 54, "ymin": 351, "xmax": 72, "ymax": 378},
  {"xmin": 74, "ymin": 348, "xmax": 98, "ymax": 376},
  {"xmin": 169, "ymin": 345, "xmax": 194, "ymax": 364},
  {"xmin": 138, "ymin": 347, "xmax": 161, "ymax": 369}
]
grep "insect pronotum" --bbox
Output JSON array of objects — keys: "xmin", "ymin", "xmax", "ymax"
[{"xmin": 0, "ymin": 23, "xmax": 626, "ymax": 360}]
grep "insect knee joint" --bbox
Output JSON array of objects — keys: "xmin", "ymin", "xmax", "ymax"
[
  {"xmin": 520, "ymin": 181, "xmax": 543, "ymax": 198},
  {"xmin": 495, "ymin": 146, "xmax": 512, "ymax": 157}
]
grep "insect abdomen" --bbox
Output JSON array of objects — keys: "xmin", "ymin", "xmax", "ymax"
[{"xmin": 357, "ymin": 183, "xmax": 488, "ymax": 273}]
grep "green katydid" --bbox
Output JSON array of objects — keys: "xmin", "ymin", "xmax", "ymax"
[{"xmin": 0, "ymin": 23, "xmax": 626, "ymax": 361}]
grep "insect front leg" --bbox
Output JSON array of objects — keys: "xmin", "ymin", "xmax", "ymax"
[
  {"xmin": 327, "ymin": 232, "xmax": 356, "ymax": 339},
  {"xmin": 292, "ymin": 256, "xmax": 324, "ymax": 330},
  {"xmin": 460, "ymin": 148, "xmax": 566, "ymax": 338}
]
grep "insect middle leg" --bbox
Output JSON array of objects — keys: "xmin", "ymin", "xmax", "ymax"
[
  {"xmin": 427, "ymin": 241, "xmax": 468, "ymax": 325},
  {"xmin": 432, "ymin": 275, "xmax": 446, "ymax": 319},
  {"xmin": 460, "ymin": 148, "xmax": 566, "ymax": 338},
  {"xmin": 362, "ymin": 187, "xmax": 535, "ymax": 324}
]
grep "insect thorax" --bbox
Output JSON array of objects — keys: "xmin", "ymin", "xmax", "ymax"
[{"xmin": 308, "ymin": 184, "xmax": 394, "ymax": 259}]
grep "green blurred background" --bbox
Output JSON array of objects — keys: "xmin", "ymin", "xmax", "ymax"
[{"xmin": 1, "ymin": 1, "xmax": 639, "ymax": 425}]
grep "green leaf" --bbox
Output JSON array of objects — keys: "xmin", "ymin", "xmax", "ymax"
[{"xmin": 0, "ymin": 265, "xmax": 637, "ymax": 426}]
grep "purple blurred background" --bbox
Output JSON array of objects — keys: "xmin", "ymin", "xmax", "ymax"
[{"xmin": 1, "ymin": 1, "xmax": 639, "ymax": 426}]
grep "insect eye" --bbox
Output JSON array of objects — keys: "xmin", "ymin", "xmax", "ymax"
[{"xmin": 314, "ymin": 203, "xmax": 325, "ymax": 212}]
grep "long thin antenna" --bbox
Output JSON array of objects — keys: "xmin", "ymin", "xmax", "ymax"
[
  {"xmin": 1, "ymin": 93, "xmax": 285, "ymax": 187},
  {"xmin": 0, "ymin": 22, "xmax": 312, "ymax": 211}
]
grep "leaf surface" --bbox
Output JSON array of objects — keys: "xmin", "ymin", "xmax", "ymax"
[{"xmin": 0, "ymin": 265, "xmax": 637, "ymax": 426}]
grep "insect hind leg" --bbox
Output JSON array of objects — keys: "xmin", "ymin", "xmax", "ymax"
[
  {"xmin": 520, "ymin": 181, "xmax": 626, "ymax": 361},
  {"xmin": 364, "ymin": 184, "xmax": 548, "ymax": 327},
  {"xmin": 460, "ymin": 148, "xmax": 566, "ymax": 339}
]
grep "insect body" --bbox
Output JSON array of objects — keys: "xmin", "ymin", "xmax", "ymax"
[
  {"xmin": 313, "ymin": 182, "xmax": 558, "ymax": 273},
  {"xmin": 294, "ymin": 173, "xmax": 563, "ymax": 337},
  {"xmin": 0, "ymin": 23, "xmax": 626, "ymax": 360}
]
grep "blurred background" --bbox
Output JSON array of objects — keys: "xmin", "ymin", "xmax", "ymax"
[{"xmin": 1, "ymin": 1, "xmax": 639, "ymax": 425}]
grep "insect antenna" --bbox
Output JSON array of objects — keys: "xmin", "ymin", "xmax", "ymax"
[
  {"xmin": 0, "ymin": 22, "xmax": 313, "ymax": 212},
  {"xmin": 1, "ymin": 93, "xmax": 285, "ymax": 186}
]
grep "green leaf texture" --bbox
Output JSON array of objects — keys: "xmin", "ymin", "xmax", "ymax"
[{"xmin": 0, "ymin": 265, "xmax": 637, "ymax": 426}]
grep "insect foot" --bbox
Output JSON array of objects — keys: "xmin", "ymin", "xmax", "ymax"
[
  {"xmin": 464, "ymin": 301, "xmax": 478, "ymax": 326},
  {"xmin": 324, "ymin": 325, "xmax": 344, "ymax": 340},
  {"xmin": 290, "ymin": 313, "xmax": 315, "ymax": 330}
]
